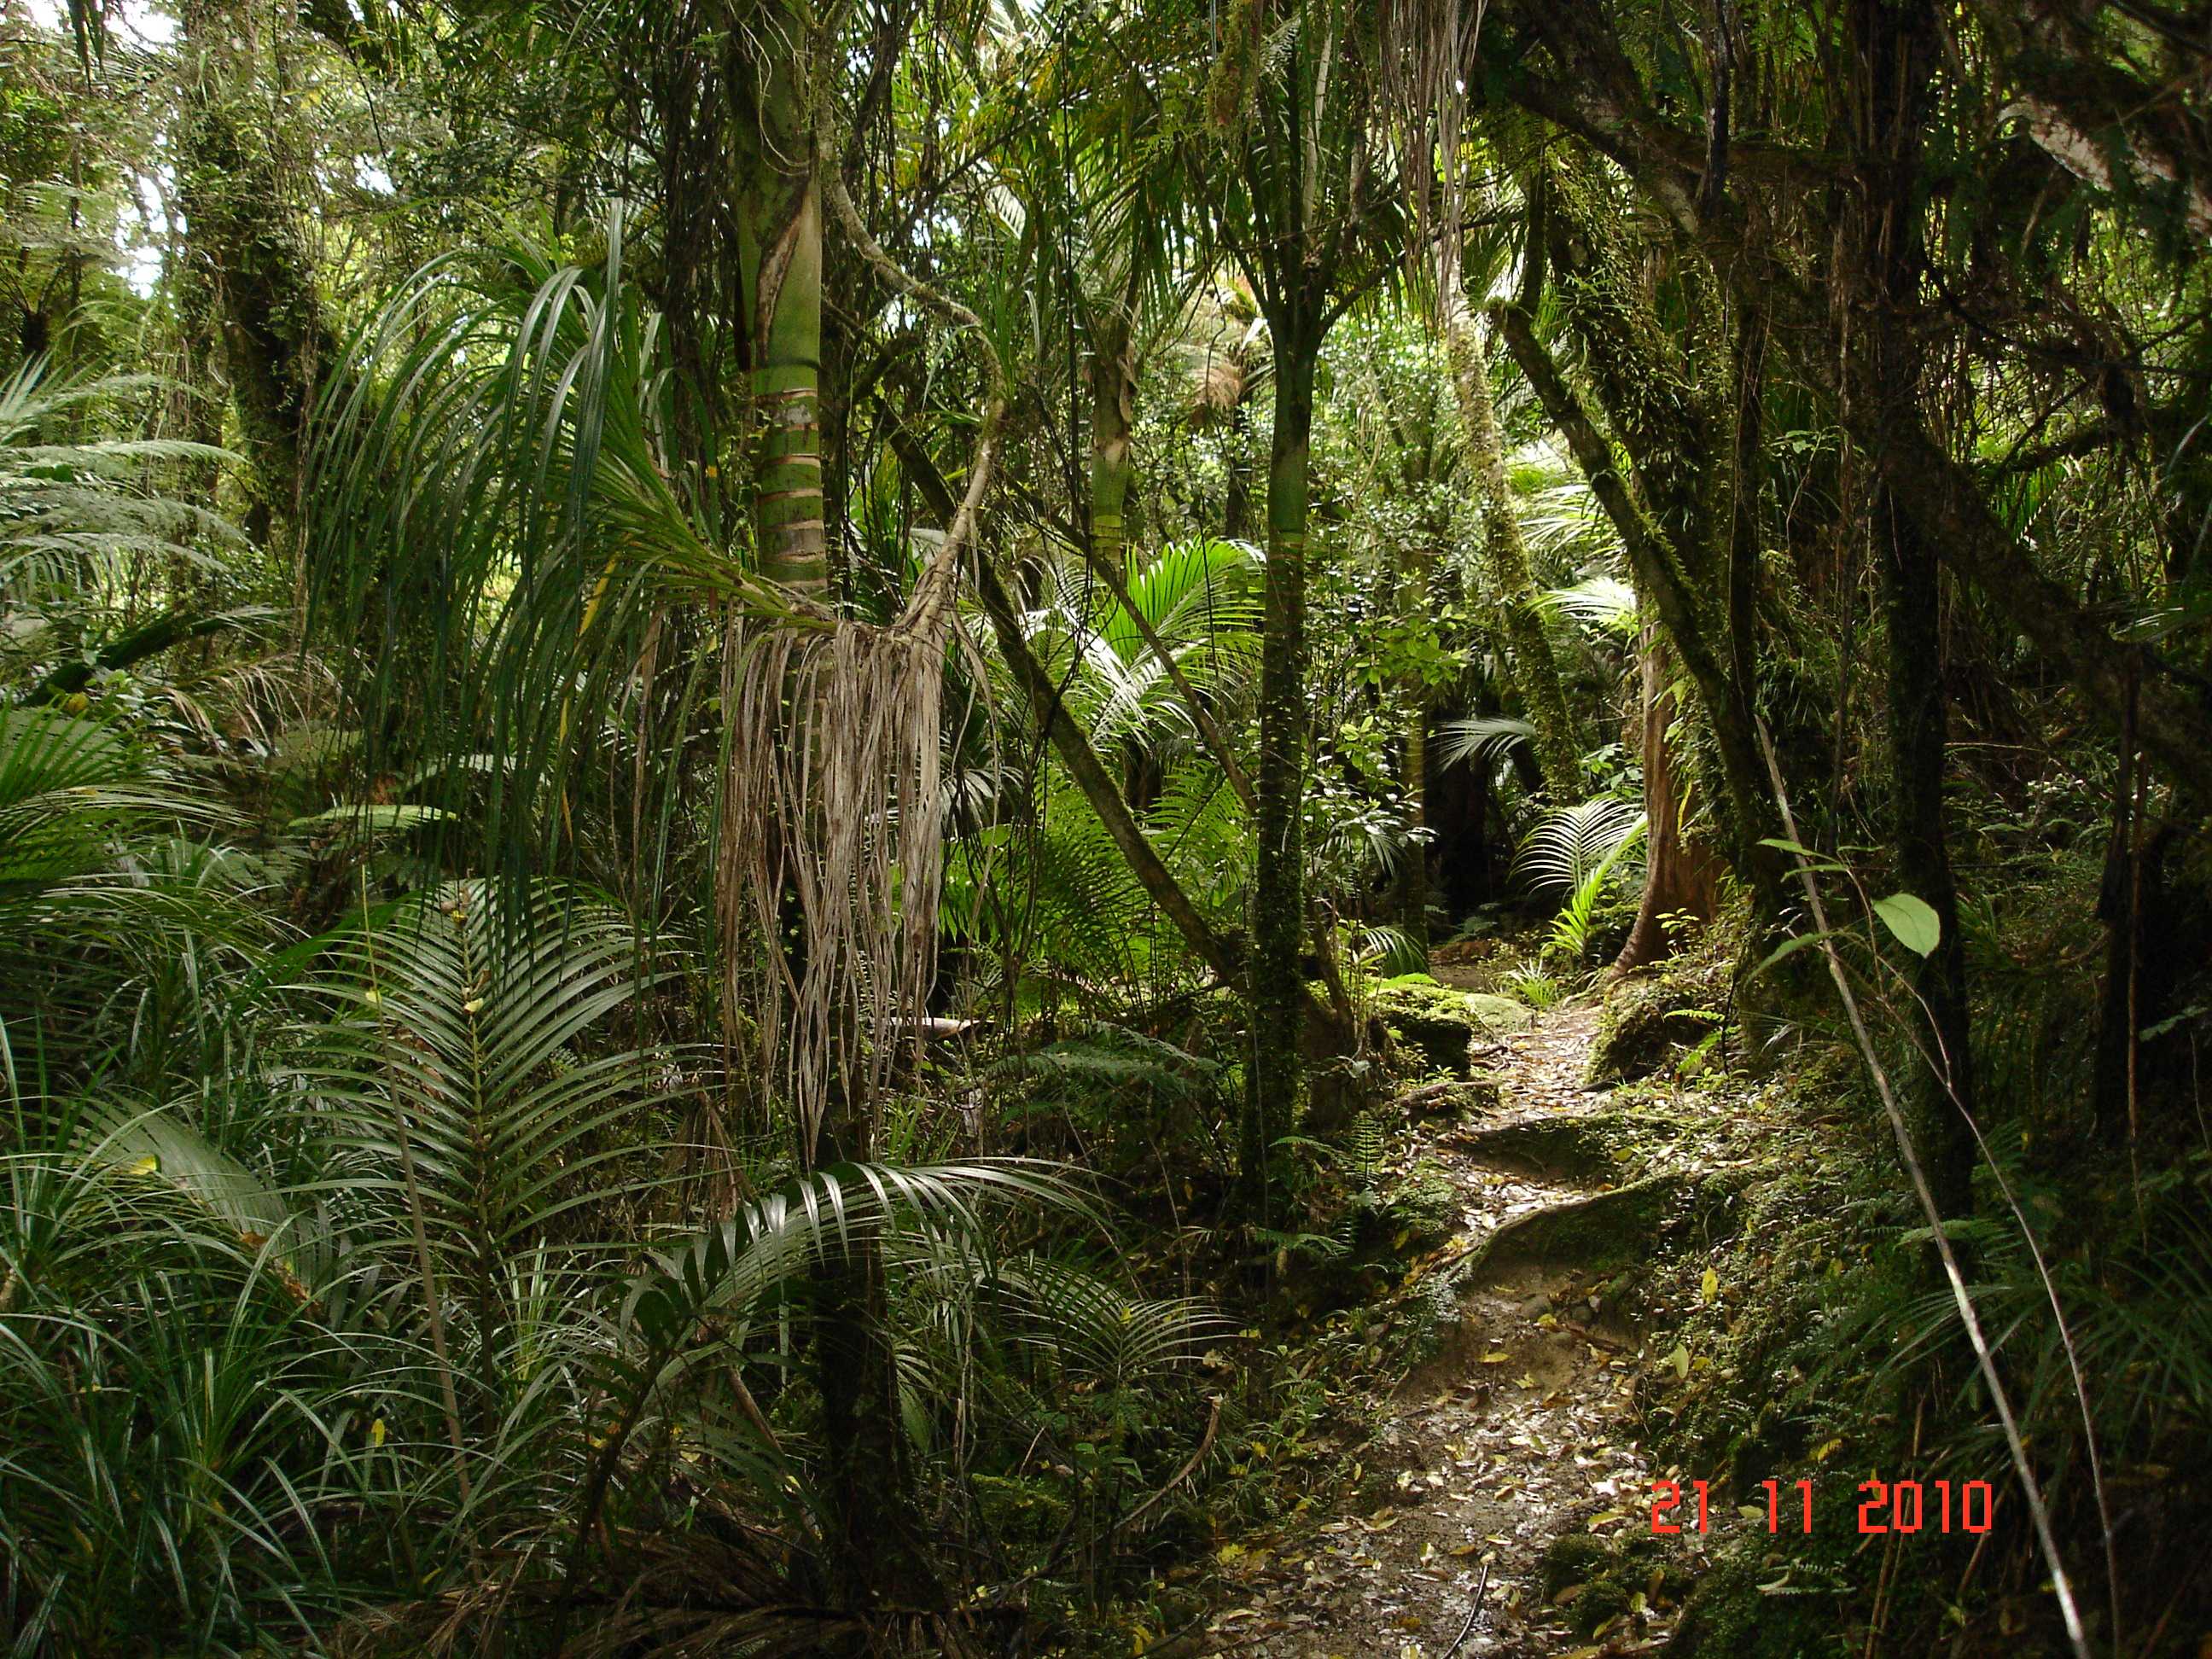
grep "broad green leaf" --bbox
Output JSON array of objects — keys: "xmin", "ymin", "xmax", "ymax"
[{"xmin": 1871, "ymin": 892, "xmax": 1941, "ymax": 957}]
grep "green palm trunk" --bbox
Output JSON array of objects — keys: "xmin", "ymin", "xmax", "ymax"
[
  {"xmin": 752, "ymin": 189, "xmax": 828, "ymax": 600},
  {"xmin": 732, "ymin": 5, "xmax": 926, "ymax": 1611},
  {"xmin": 737, "ymin": 1, "xmax": 828, "ymax": 603}
]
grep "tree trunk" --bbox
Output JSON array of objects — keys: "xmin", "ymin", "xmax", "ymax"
[
  {"xmin": 1402, "ymin": 699, "xmax": 1432, "ymax": 951},
  {"xmin": 1443, "ymin": 288, "xmax": 1582, "ymax": 796},
  {"xmin": 1614, "ymin": 627, "xmax": 1720, "ymax": 971},
  {"xmin": 734, "ymin": 7, "xmax": 928, "ymax": 1615},
  {"xmin": 177, "ymin": 0, "xmax": 338, "ymax": 546},
  {"xmin": 1243, "ymin": 332, "xmax": 1318, "ymax": 1225},
  {"xmin": 1851, "ymin": 0, "xmax": 1975, "ymax": 1218},
  {"xmin": 1394, "ymin": 536, "xmax": 1435, "ymax": 953},
  {"xmin": 1224, "ymin": 398, "xmax": 1254, "ymax": 541},
  {"xmin": 737, "ymin": 13, "xmax": 827, "ymax": 603},
  {"xmin": 1088, "ymin": 311, "xmax": 1138, "ymax": 574}
]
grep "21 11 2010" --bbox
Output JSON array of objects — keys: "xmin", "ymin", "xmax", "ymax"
[{"xmin": 1649, "ymin": 1477, "xmax": 1997, "ymax": 1534}]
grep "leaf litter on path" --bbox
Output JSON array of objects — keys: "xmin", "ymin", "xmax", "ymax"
[{"xmin": 1197, "ymin": 1000, "xmax": 1704, "ymax": 1657}]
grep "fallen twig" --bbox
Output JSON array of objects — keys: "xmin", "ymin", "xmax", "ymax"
[{"xmin": 1443, "ymin": 1558, "xmax": 1491, "ymax": 1659}]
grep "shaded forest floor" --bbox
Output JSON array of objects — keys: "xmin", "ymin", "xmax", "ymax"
[{"xmin": 1196, "ymin": 994, "xmax": 1743, "ymax": 1657}]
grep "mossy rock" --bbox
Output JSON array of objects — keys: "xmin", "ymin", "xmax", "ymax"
[
  {"xmin": 1587, "ymin": 970, "xmax": 1726, "ymax": 1086},
  {"xmin": 1471, "ymin": 1169, "xmax": 1739, "ymax": 1277},
  {"xmin": 1540, "ymin": 1529, "xmax": 1696, "ymax": 1639},
  {"xmin": 1371, "ymin": 975, "xmax": 1530, "ymax": 1077},
  {"xmin": 1540, "ymin": 1532, "xmax": 1614, "ymax": 1597},
  {"xmin": 1450, "ymin": 1109, "xmax": 1681, "ymax": 1181},
  {"xmin": 1663, "ymin": 1540, "xmax": 1850, "ymax": 1657}
]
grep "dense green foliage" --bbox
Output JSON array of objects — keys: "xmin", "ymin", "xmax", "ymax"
[{"xmin": 6, "ymin": 0, "xmax": 2212, "ymax": 1652}]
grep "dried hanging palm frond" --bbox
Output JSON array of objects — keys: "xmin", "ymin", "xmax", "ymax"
[
  {"xmin": 713, "ymin": 443, "xmax": 1003, "ymax": 1153},
  {"xmin": 705, "ymin": 125, "xmax": 1011, "ymax": 1161},
  {"xmin": 717, "ymin": 611, "xmax": 956, "ymax": 1157}
]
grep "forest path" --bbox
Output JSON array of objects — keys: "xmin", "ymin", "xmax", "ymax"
[{"xmin": 1202, "ymin": 997, "xmax": 1689, "ymax": 1658}]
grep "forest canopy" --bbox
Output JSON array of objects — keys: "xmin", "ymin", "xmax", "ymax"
[{"xmin": 5, "ymin": 0, "xmax": 2212, "ymax": 1653}]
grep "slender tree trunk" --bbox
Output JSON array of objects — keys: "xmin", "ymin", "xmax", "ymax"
[
  {"xmin": 1397, "ymin": 544, "xmax": 1435, "ymax": 953},
  {"xmin": 1224, "ymin": 398, "xmax": 1254, "ymax": 541},
  {"xmin": 1244, "ymin": 331, "xmax": 1318, "ymax": 1225},
  {"xmin": 1402, "ymin": 707, "xmax": 1431, "ymax": 950},
  {"xmin": 1852, "ymin": 0, "xmax": 1974, "ymax": 1217},
  {"xmin": 736, "ymin": 10, "xmax": 929, "ymax": 1614},
  {"xmin": 1443, "ymin": 289, "xmax": 1582, "ymax": 796},
  {"xmin": 1877, "ymin": 480, "xmax": 1976, "ymax": 1216}
]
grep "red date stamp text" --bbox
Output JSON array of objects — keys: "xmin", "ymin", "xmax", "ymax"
[{"xmin": 1649, "ymin": 1476, "xmax": 1996, "ymax": 1535}]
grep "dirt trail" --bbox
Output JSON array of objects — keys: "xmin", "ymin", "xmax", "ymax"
[{"xmin": 1205, "ymin": 998, "xmax": 1702, "ymax": 1657}]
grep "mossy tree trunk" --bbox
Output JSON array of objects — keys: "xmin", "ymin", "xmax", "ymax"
[
  {"xmin": 1220, "ymin": 0, "xmax": 1381, "ymax": 1227},
  {"xmin": 1443, "ymin": 287, "xmax": 1582, "ymax": 797},
  {"xmin": 1245, "ymin": 323, "xmax": 1320, "ymax": 1225},
  {"xmin": 1399, "ymin": 562, "xmax": 1433, "ymax": 952},
  {"xmin": 1088, "ymin": 306, "xmax": 1138, "ymax": 575},
  {"xmin": 177, "ymin": 0, "xmax": 339, "ymax": 550}
]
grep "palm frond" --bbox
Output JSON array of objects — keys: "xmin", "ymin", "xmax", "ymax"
[
  {"xmin": 1511, "ymin": 795, "xmax": 1646, "ymax": 894},
  {"xmin": 1537, "ymin": 574, "xmax": 1641, "ymax": 638},
  {"xmin": 0, "ymin": 358, "xmax": 239, "ymax": 613},
  {"xmin": 304, "ymin": 209, "xmax": 803, "ymax": 880},
  {"xmin": 289, "ymin": 878, "xmax": 677, "ymax": 1403},
  {"xmin": 1435, "ymin": 713, "xmax": 1534, "ymax": 771}
]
